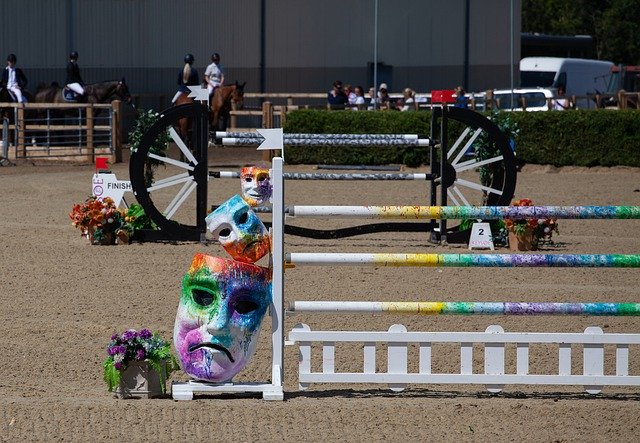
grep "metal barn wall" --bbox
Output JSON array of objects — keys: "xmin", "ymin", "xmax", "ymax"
[{"xmin": 0, "ymin": 0, "xmax": 520, "ymax": 109}]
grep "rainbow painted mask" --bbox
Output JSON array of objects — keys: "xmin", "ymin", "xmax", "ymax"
[
  {"xmin": 240, "ymin": 166, "xmax": 272, "ymax": 208},
  {"xmin": 174, "ymin": 253, "xmax": 272, "ymax": 382},
  {"xmin": 205, "ymin": 195, "xmax": 270, "ymax": 263}
]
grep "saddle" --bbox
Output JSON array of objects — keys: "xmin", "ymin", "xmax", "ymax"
[{"xmin": 62, "ymin": 87, "xmax": 82, "ymax": 102}]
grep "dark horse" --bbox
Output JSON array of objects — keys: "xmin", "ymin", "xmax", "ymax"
[
  {"xmin": 175, "ymin": 81, "xmax": 245, "ymax": 141},
  {"xmin": 34, "ymin": 78, "xmax": 132, "ymax": 105}
]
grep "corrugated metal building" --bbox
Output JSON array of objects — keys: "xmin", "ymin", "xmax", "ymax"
[{"xmin": 1, "ymin": 0, "xmax": 520, "ymax": 109}]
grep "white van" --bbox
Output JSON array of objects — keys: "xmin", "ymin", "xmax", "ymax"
[{"xmin": 519, "ymin": 57, "xmax": 613, "ymax": 108}]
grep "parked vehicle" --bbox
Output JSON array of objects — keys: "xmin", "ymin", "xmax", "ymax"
[
  {"xmin": 519, "ymin": 57, "xmax": 613, "ymax": 108},
  {"xmin": 491, "ymin": 88, "xmax": 555, "ymax": 111}
]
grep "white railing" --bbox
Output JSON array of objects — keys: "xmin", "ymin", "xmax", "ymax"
[{"xmin": 288, "ymin": 323, "xmax": 640, "ymax": 394}]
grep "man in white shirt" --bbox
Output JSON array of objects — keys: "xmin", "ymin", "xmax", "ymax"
[{"xmin": 204, "ymin": 53, "xmax": 224, "ymax": 96}]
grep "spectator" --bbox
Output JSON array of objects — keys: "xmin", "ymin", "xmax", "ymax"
[
  {"xmin": 2, "ymin": 54, "xmax": 28, "ymax": 103},
  {"xmin": 204, "ymin": 52, "xmax": 224, "ymax": 96},
  {"xmin": 353, "ymin": 86, "xmax": 366, "ymax": 110},
  {"xmin": 554, "ymin": 85, "xmax": 570, "ymax": 110},
  {"xmin": 65, "ymin": 51, "xmax": 85, "ymax": 98},
  {"xmin": 454, "ymin": 85, "xmax": 468, "ymax": 108},
  {"xmin": 398, "ymin": 87, "xmax": 416, "ymax": 111},
  {"xmin": 378, "ymin": 86, "xmax": 391, "ymax": 110},
  {"xmin": 344, "ymin": 84, "xmax": 357, "ymax": 106},
  {"xmin": 171, "ymin": 53, "xmax": 199, "ymax": 104},
  {"xmin": 327, "ymin": 80, "xmax": 347, "ymax": 108},
  {"xmin": 367, "ymin": 86, "xmax": 377, "ymax": 110}
]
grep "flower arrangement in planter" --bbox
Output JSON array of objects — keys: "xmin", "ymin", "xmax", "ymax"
[
  {"xmin": 505, "ymin": 198, "xmax": 559, "ymax": 251},
  {"xmin": 69, "ymin": 197, "xmax": 155, "ymax": 245},
  {"xmin": 103, "ymin": 328, "xmax": 179, "ymax": 398}
]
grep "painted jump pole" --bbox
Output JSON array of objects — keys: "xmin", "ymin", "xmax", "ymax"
[
  {"xmin": 285, "ymin": 253, "xmax": 640, "ymax": 267},
  {"xmin": 215, "ymin": 132, "xmax": 423, "ymax": 140},
  {"xmin": 287, "ymin": 205, "xmax": 640, "ymax": 219},
  {"xmin": 219, "ymin": 136, "xmax": 430, "ymax": 147},
  {"xmin": 210, "ymin": 171, "xmax": 431, "ymax": 181},
  {"xmin": 288, "ymin": 301, "xmax": 640, "ymax": 316}
]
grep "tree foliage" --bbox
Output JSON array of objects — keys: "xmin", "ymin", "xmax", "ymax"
[{"xmin": 522, "ymin": 0, "xmax": 640, "ymax": 64}]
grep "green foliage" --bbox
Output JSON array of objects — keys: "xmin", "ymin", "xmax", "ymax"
[
  {"xmin": 129, "ymin": 109, "xmax": 171, "ymax": 186},
  {"xmin": 522, "ymin": 0, "xmax": 640, "ymax": 65}
]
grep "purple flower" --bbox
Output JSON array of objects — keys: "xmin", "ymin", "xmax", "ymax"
[
  {"xmin": 107, "ymin": 346, "xmax": 118, "ymax": 356},
  {"xmin": 114, "ymin": 361, "xmax": 123, "ymax": 370},
  {"xmin": 122, "ymin": 329, "xmax": 137, "ymax": 341},
  {"xmin": 139, "ymin": 329, "xmax": 152, "ymax": 339},
  {"xmin": 111, "ymin": 333, "xmax": 119, "ymax": 341},
  {"xmin": 135, "ymin": 349, "xmax": 146, "ymax": 360}
]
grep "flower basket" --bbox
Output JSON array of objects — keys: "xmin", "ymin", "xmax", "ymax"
[
  {"xmin": 103, "ymin": 328, "xmax": 178, "ymax": 399},
  {"xmin": 115, "ymin": 361, "xmax": 167, "ymax": 399},
  {"xmin": 508, "ymin": 226, "xmax": 537, "ymax": 251}
]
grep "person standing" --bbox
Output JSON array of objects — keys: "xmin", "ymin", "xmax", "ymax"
[
  {"xmin": 2, "ymin": 54, "xmax": 28, "ymax": 102},
  {"xmin": 204, "ymin": 52, "xmax": 224, "ymax": 96},
  {"xmin": 65, "ymin": 51, "xmax": 85, "ymax": 98},
  {"xmin": 172, "ymin": 53, "xmax": 199, "ymax": 104},
  {"xmin": 554, "ymin": 85, "xmax": 570, "ymax": 110}
]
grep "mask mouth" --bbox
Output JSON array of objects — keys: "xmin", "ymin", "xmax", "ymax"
[{"xmin": 188, "ymin": 342, "xmax": 235, "ymax": 363}]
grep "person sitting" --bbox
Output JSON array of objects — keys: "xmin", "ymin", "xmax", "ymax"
[
  {"xmin": 65, "ymin": 51, "xmax": 85, "ymax": 100},
  {"xmin": 398, "ymin": 87, "xmax": 416, "ymax": 111},
  {"xmin": 204, "ymin": 52, "xmax": 224, "ymax": 97},
  {"xmin": 454, "ymin": 86, "xmax": 468, "ymax": 108},
  {"xmin": 2, "ymin": 53, "xmax": 28, "ymax": 103},
  {"xmin": 352, "ymin": 85, "xmax": 366, "ymax": 110},
  {"xmin": 171, "ymin": 53, "xmax": 199, "ymax": 104},
  {"xmin": 327, "ymin": 80, "xmax": 348, "ymax": 109},
  {"xmin": 378, "ymin": 86, "xmax": 392, "ymax": 110}
]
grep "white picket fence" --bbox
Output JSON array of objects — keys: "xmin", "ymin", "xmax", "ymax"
[{"xmin": 287, "ymin": 324, "xmax": 640, "ymax": 394}]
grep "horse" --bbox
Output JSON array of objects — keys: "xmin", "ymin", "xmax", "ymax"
[
  {"xmin": 174, "ymin": 81, "xmax": 245, "ymax": 143},
  {"xmin": 34, "ymin": 78, "xmax": 132, "ymax": 106}
]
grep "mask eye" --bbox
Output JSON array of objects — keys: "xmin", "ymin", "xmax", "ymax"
[
  {"xmin": 234, "ymin": 300, "xmax": 258, "ymax": 314},
  {"xmin": 192, "ymin": 289, "xmax": 214, "ymax": 306},
  {"xmin": 218, "ymin": 227, "xmax": 231, "ymax": 237},
  {"xmin": 244, "ymin": 177, "xmax": 253, "ymax": 183},
  {"xmin": 237, "ymin": 211, "xmax": 248, "ymax": 224},
  {"xmin": 256, "ymin": 173, "xmax": 269, "ymax": 182}
]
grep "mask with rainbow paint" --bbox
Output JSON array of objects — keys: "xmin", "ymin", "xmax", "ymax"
[
  {"xmin": 240, "ymin": 166, "xmax": 272, "ymax": 208},
  {"xmin": 206, "ymin": 195, "xmax": 271, "ymax": 263},
  {"xmin": 173, "ymin": 253, "xmax": 272, "ymax": 382}
]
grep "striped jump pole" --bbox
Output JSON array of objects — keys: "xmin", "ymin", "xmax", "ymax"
[
  {"xmin": 288, "ymin": 301, "xmax": 640, "ymax": 316},
  {"xmin": 285, "ymin": 253, "xmax": 640, "ymax": 268},
  {"xmin": 215, "ymin": 132, "xmax": 423, "ymax": 140},
  {"xmin": 287, "ymin": 205, "xmax": 640, "ymax": 219},
  {"xmin": 220, "ymin": 137, "xmax": 431, "ymax": 147}
]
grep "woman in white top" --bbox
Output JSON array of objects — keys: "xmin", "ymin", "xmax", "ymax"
[{"xmin": 204, "ymin": 53, "xmax": 224, "ymax": 96}]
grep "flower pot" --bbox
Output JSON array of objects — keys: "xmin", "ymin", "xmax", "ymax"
[
  {"xmin": 115, "ymin": 361, "xmax": 167, "ymax": 399},
  {"xmin": 508, "ymin": 227, "xmax": 538, "ymax": 251}
]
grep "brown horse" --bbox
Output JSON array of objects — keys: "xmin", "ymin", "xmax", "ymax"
[
  {"xmin": 34, "ymin": 78, "xmax": 132, "ymax": 105},
  {"xmin": 174, "ymin": 81, "xmax": 245, "ymax": 141}
]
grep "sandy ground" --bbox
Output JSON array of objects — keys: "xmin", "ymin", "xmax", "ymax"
[{"xmin": 1, "ymin": 148, "xmax": 640, "ymax": 442}]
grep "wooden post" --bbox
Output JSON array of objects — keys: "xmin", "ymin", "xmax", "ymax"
[
  {"xmin": 111, "ymin": 100, "xmax": 123, "ymax": 163},
  {"xmin": 262, "ymin": 101, "xmax": 274, "ymax": 161},
  {"xmin": 618, "ymin": 90, "xmax": 627, "ymax": 110},
  {"xmin": 17, "ymin": 104, "xmax": 25, "ymax": 158},
  {"xmin": 86, "ymin": 105, "xmax": 94, "ymax": 162},
  {"xmin": 230, "ymin": 101, "xmax": 238, "ymax": 130}
]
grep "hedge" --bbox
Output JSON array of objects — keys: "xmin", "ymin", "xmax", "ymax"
[{"xmin": 283, "ymin": 109, "xmax": 640, "ymax": 167}]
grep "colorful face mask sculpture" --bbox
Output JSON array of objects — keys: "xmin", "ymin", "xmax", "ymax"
[
  {"xmin": 205, "ymin": 195, "xmax": 270, "ymax": 263},
  {"xmin": 174, "ymin": 253, "xmax": 272, "ymax": 382},
  {"xmin": 240, "ymin": 166, "xmax": 272, "ymax": 208}
]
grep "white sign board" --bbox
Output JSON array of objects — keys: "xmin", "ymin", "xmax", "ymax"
[
  {"xmin": 468, "ymin": 222, "xmax": 494, "ymax": 250},
  {"xmin": 91, "ymin": 173, "xmax": 133, "ymax": 207}
]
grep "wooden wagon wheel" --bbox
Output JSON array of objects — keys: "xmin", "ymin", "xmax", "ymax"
[{"xmin": 129, "ymin": 103, "xmax": 210, "ymax": 242}]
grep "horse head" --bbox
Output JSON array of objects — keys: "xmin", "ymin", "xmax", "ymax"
[
  {"xmin": 231, "ymin": 81, "xmax": 245, "ymax": 110},
  {"xmin": 115, "ymin": 78, "xmax": 132, "ymax": 104}
]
